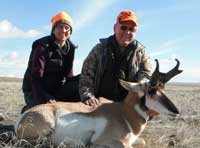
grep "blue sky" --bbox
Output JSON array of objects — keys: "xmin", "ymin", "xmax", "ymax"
[{"xmin": 0, "ymin": 0, "xmax": 199, "ymax": 82}]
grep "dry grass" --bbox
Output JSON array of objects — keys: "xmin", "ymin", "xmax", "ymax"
[
  {"xmin": 0, "ymin": 80, "xmax": 23, "ymax": 123},
  {"xmin": 0, "ymin": 78, "xmax": 200, "ymax": 147},
  {"xmin": 141, "ymin": 84, "xmax": 200, "ymax": 148}
]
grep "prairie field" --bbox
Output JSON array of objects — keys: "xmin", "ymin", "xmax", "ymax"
[{"xmin": 0, "ymin": 77, "xmax": 199, "ymax": 148}]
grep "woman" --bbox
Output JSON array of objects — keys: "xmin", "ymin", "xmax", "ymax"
[{"xmin": 22, "ymin": 11, "xmax": 80, "ymax": 113}]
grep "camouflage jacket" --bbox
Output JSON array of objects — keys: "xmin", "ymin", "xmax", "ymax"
[{"xmin": 79, "ymin": 36, "xmax": 152, "ymax": 101}]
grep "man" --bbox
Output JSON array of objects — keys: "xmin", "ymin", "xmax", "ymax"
[
  {"xmin": 79, "ymin": 10, "xmax": 152, "ymax": 106},
  {"xmin": 22, "ymin": 11, "xmax": 80, "ymax": 113}
]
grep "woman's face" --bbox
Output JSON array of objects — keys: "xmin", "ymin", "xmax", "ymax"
[{"xmin": 53, "ymin": 23, "xmax": 71, "ymax": 44}]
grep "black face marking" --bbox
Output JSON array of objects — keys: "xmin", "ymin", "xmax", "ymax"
[
  {"xmin": 148, "ymin": 87, "xmax": 157, "ymax": 96},
  {"xmin": 159, "ymin": 92, "xmax": 179, "ymax": 114},
  {"xmin": 140, "ymin": 95, "xmax": 149, "ymax": 111}
]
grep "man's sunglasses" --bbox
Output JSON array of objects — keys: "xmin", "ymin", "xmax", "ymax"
[{"xmin": 120, "ymin": 26, "xmax": 136, "ymax": 32}]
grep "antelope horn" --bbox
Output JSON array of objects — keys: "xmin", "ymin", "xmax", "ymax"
[
  {"xmin": 160, "ymin": 59, "xmax": 183, "ymax": 84},
  {"xmin": 149, "ymin": 59, "xmax": 160, "ymax": 87}
]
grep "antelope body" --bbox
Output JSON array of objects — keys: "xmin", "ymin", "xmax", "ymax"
[{"xmin": 15, "ymin": 59, "xmax": 182, "ymax": 148}]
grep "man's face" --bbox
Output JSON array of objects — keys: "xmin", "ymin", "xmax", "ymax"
[
  {"xmin": 53, "ymin": 23, "xmax": 71, "ymax": 43},
  {"xmin": 114, "ymin": 21, "xmax": 137, "ymax": 48}
]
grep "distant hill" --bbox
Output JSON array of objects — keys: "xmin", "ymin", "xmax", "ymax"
[
  {"xmin": 168, "ymin": 82, "xmax": 200, "ymax": 87},
  {"xmin": 0, "ymin": 77, "xmax": 22, "ymax": 82},
  {"xmin": 0, "ymin": 77, "xmax": 199, "ymax": 86}
]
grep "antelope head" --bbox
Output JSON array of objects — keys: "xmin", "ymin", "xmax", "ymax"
[
  {"xmin": 120, "ymin": 59, "xmax": 183, "ymax": 119},
  {"xmin": 149, "ymin": 59, "xmax": 183, "ymax": 87}
]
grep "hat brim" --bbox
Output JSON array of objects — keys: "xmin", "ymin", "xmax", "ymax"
[{"xmin": 119, "ymin": 19, "xmax": 137, "ymax": 26}]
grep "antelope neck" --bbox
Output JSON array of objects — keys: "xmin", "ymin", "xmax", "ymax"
[
  {"xmin": 140, "ymin": 95, "xmax": 149, "ymax": 111},
  {"xmin": 134, "ymin": 104, "xmax": 149, "ymax": 121}
]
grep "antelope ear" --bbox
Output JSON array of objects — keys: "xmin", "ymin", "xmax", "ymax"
[{"xmin": 119, "ymin": 79, "xmax": 138, "ymax": 91}]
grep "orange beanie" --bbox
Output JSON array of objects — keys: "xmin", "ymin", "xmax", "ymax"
[{"xmin": 51, "ymin": 11, "xmax": 73, "ymax": 28}]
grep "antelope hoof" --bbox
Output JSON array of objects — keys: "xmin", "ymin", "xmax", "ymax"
[{"xmin": 132, "ymin": 137, "xmax": 145, "ymax": 148}]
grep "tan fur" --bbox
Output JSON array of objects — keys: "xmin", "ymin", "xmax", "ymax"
[
  {"xmin": 15, "ymin": 82, "xmax": 178, "ymax": 148},
  {"xmin": 16, "ymin": 94, "xmax": 142, "ymax": 147},
  {"xmin": 123, "ymin": 93, "xmax": 147, "ymax": 135}
]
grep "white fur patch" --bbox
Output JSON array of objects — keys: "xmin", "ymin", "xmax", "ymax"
[
  {"xmin": 146, "ymin": 94, "xmax": 171, "ymax": 115},
  {"xmin": 134, "ymin": 83, "xmax": 146, "ymax": 98},
  {"xmin": 124, "ymin": 119, "xmax": 138, "ymax": 146},
  {"xmin": 51, "ymin": 110, "xmax": 107, "ymax": 146},
  {"xmin": 137, "ymin": 89, "xmax": 145, "ymax": 98},
  {"xmin": 90, "ymin": 118, "xmax": 107, "ymax": 142}
]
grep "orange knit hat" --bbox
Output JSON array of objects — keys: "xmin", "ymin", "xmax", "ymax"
[
  {"xmin": 117, "ymin": 10, "xmax": 137, "ymax": 26},
  {"xmin": 51, "ymin": 11, "xmax": 73, "ymax": 28}
]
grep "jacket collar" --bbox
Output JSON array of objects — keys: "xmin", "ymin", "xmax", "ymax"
[{"xmin": 50, "ymin": 34, "xmax": 77, "ymax": 50}]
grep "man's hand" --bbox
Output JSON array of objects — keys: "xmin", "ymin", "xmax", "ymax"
[
  {"xmin": 48, "ymin": 99, "xmax": 56, "ymax": 103},
  {"xmin": 84, "ymin": 97, "xmax": 99, "ymax": 106}
]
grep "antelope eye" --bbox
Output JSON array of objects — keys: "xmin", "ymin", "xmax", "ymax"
[{"xmin": 148, "ymin": 88, "xmax": 157, "ymax": 95}]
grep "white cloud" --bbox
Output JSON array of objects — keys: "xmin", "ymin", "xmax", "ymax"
[
  {"xmin": 73, "ymin": 0, "xmax": 115, "ymax": 31},
  {"xmin": 10, "ymin": 51, "xmax": 17, "ymax": 59},
  {"xmin": 150, "ymin": 39, "xmax": 180, "ymax": 57},
  {"xmin": 1, "ymin": 51, "xmax": 18, "ymax": 61},
  {"xmin": 0, "ymin": 20, "xmax": 42, "ymax": 39},
  {"xmin": 150, "ymin": 34, "xmax": 194, "ymax": 58},
  {"xmin": 0, "ymin": 51, "xmax": 28, "ymax": 68},
  {"xmin": 0, "ymin": 50, "xmax": 83, "ymax": 78},
  {"xmin": 0, "ymin": 50, "xmax": 28, "ymax": 77}
]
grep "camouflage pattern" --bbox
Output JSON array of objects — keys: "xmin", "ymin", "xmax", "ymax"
[{"xmin": 79, "ymin": 36, "xmax": 152, "ymax": 101}]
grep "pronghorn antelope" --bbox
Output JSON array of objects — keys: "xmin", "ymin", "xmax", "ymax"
[{"xmin": 15, "ymin": 59, "xmax": 182, "ymax": 148}]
